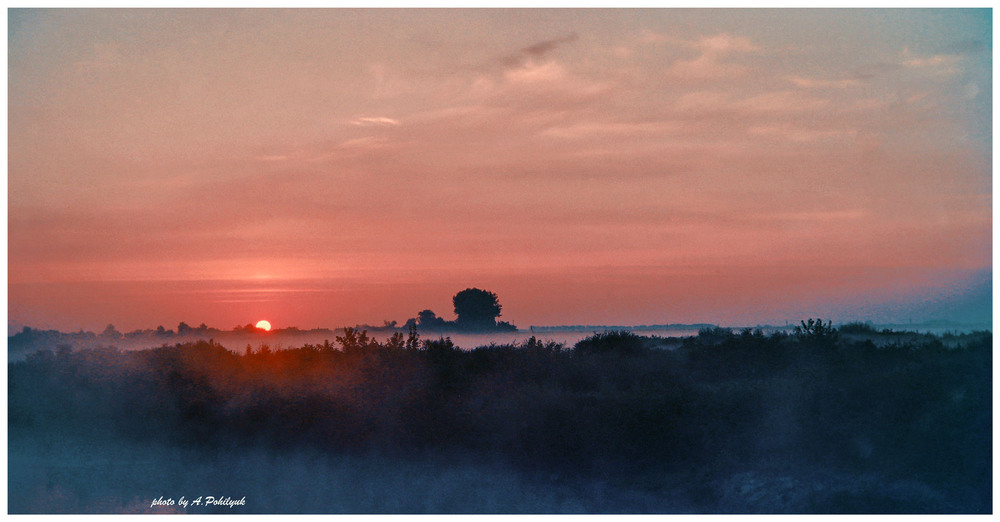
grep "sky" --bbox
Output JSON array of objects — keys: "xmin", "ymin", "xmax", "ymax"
[{"xmin": 7, "ymin": 8, "xmax": 992, "ymax": 332}]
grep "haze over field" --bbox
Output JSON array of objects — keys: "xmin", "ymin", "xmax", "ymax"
[
  {"xmin": 7, "ymin": 9, "xmax": 993, "ymax": 515},
  {"xmin": 8, "ymin": 9, "xmax": 991, "ymax": 332}
]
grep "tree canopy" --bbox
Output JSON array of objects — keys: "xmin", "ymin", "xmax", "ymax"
[{"xmin": 453, "ymin": 288, "xmax": 502, "ymax": 330}]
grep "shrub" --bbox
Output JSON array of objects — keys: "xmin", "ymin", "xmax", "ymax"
[
  {"xmin": 838, "ymin": 322, "xmax": 877, "ymax": 335},
  {"xmin": 795, "ymin": 318, "xmax": 839, "ymax": 347},
  {"xmin": 573, "ymin": 330, "xmax": 647, "ymax": 356}
]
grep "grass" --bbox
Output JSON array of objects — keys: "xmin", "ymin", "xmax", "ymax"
[{"xmin": 8, "ymin": 325, "xmax": 992, "ymax": 513}]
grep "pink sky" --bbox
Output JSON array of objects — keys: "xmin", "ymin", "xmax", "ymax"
[{"xmin": 8, "ymin": 9, "xmax": 992, "ymax": 332}]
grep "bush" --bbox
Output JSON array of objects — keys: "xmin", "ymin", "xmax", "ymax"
[
  {"xmin": 838, "ymin": 322, "xmax": 877, "ymax": 334},
  {"xmin": 795, "ymin": 318, "xmax": 839, "ymax": 346},
  {"xmin": 573, "ymin": 330, "xmax": 648, "ymax": 356},
  {"xmin": 7, "ymin": 327, "xmax": 992, "ymax": 513}
]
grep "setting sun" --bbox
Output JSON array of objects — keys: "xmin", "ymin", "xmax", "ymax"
[{"xmin": 255, "ymin": 320, "xmax": 272, "ymax": 331}]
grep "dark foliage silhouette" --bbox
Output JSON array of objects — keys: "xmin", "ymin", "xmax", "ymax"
[
  {"xmin": 795, "ymin": 317, "xmax": 839, "ymax": 347},
  {"xmin": 452, "ymin": 288, "xmax": 504, "ymax": 330},
  {"xmin": 8, "ymin": 326, "xmax": 991, "ymax": 513},
  {"xmin": 416, "ymin": 309, "xmax": 449, "ymax": 329},
  {"xmin": 572, "ymin": 330, "xmax": 648, "ymax": 355},
  {"xmin": 838, "ymin": 321, "xmax": 878, "ymax": 334}
]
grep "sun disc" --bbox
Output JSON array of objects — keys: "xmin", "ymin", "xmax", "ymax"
[{"xmin": 255, "ymin": 320, "xmax": 272, "ymax": 331}]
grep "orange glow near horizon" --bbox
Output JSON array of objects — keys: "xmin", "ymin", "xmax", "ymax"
[{"xmin": 6, "ymin": 10, "xmax": 992, "ymax": 332}]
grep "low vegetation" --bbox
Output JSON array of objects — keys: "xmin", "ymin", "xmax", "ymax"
[{"xmin": 8, "ymin": 322, "xmax": 991, "ymax": 513}]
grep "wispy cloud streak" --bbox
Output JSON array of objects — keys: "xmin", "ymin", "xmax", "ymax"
[{"xmin": 500, "ymin": 32, "xmax": 579, "ymax": 68}]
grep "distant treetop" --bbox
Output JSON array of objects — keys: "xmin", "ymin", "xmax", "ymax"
[{"xmin": 453, "ymin": 288, "xmax": 504, "ymax": 331}]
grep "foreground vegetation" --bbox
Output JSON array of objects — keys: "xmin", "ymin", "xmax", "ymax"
[{"xmin": 8, "ymin": 322, "xmax": 991, "ymax": 513}]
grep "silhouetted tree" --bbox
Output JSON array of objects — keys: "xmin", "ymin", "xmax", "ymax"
[
  {"xmin": 100, "ymin": 324, "xmax": 122, "ymax": 340},
  {"xmin": 453, "ymin": 288, "xmax": 503, "ymax": 330},
  {"xmin": 405, "ymin": 323, "xmax": 421, "ymax": 350},
  {"xmin": 417, "ymin": 310, "xmax": 448, "ymax": 329},
  {"xmin": 385, "ymin": 332, "xmax": 405, "ymax": 350},
  {"xmin": 423, "ymin": 336, "xmax": 456, "ymax": 361},
  {"xmin": 336, "ymin": 327, "xmax": 380, "ymax": 352},
  {"xmin": 795, "ymin": 318, "xmax": 838, "ymax": 347},
  {"xmin": 495, "ymin": 320, "xmax": 518, "ymax": 332}
]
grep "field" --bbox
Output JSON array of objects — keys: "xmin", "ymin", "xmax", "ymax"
[{"xmin": 8, "ymin": 324, "xmax": 992, "ymax": 513}]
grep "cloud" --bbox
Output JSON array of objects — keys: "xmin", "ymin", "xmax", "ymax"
[
  {"xmin": 522, "ymin": 32, "xmax": 579, "ymax": 57},
  {"xmin": 900, "ymin": 46, "xmax": 963, "ymax": 71},
  {"xmin": 336, "ymin": 135, "xmax": 390, "ymax": 150},
  {"xmin": 500, "ymin": 33, "xmax": 579, "ymax": 68},
  {"xmin": 672, "ymin": 88, "xmax": 830, "ymax": 117},
  {"xmin": 901, "ymin": 53, "xmax": 962, "ymax": 76},
  {"xmin": 10, "ymin": 11, "xmax": 990, "ymax": 308},
  {"xmin": 737, "ymin": 90, "xmax": 831, "ymax": 114},
  {"xmin": 748, "ymin": 124, "xmax": 854, "ymax": 144},
  {"xmin": 466, "ymin": 58, "xmax": 614, "ymax": 114},
  {"xmin": 538, "ymin": 120, "xmax": 682, "ymax": 141},
  {"xmin": 691, "ymin": 34, "xmax": 757, "ymax": 54},
  {"xmin": 851, "ymin": 61, "xmax": 902, "ymax": 80},
  {"xmin": 852, "ymin": 50, "xmax": 963, "ymax": 81},
  {"xmin": 665, "ymin": 33, "xmax": 760, "ymax": 81},
  {"xmin": 351, "ymin": 116, "xmax": 402, "ymax": 126},
  {"xmin": 788, "ymin": 75, "xmax": 861, "ymax": 89},
  {"xmin": 503, "ymin": 59, "xmax": 568, "ymax": 85},
  {"xmin": 638, "ymin": 29, "xmax": 669, "ymax": 45},
  {"xmin": 667, "ymin": 53, "xmax": 747, "ymax": 81}
]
